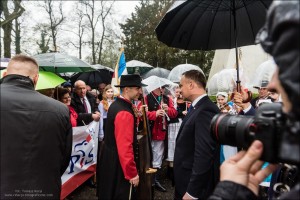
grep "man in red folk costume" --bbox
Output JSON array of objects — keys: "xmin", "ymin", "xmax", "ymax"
[
  {"xmin": 144, "ymin": 85, "xmax": 178, "ymax": 192},
  {"xmin": 97, "ymin": 74, "xmax": 147, "ymax": 199}
]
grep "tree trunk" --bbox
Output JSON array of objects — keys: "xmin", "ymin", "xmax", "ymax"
[
  {"xmin": 15, "ymin": 18, "xmax": 21, "ymax": 54},
  {"xmin": 2, "ymin": 22, "xmax": 12, "ymax": 58},
  {"xmin": 79, "ymin": 36, "xmax": 82, "ymax": 59},
  {"xmin": 92, "ymin": 27, "xmax": 95, "ymax": 64},
  {"xmin": 1, "ymin": 0, "xmax": 25, "ymax": 58},
  {"xmin": 97, "ymin": 27, "xmax": 105, "ymax": 64}
]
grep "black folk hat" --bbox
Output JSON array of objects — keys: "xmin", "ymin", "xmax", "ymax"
[
  {"xmin": 253, "ymin": 80, "xmax": 269, "ymax": 89},
  {"xmin": 114, "ymin": 74, "xmax": 147, "ymax": 88}
]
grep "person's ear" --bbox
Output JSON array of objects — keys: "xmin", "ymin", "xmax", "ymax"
[
  {"xmin": 2, "ymin": 71, "xmax": 7, "ymax": 77},
  {"xmin": 32, "ymin": 74, "xmax": 39, "ymax": 87},
  {"xmin": 188, "ymin": 81, "xmax": 194, "ymax": 90}
]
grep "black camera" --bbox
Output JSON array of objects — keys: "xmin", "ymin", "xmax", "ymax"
[{"xmin": 211, "ymin": 103, "xmax": 300, "ymax": 164}]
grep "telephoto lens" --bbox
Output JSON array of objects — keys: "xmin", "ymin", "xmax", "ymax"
[
  {"xmin": 210, "ymin": 103, "xmax": 286, "ymax": 163},
  {"xmin": 210, "ymin": 114, "xmax": 255, "ymax": 148}
]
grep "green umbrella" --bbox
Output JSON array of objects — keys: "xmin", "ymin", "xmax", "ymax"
[
  {"xmin": 36, "ymin": 71, "xmax": 66, "ymax": 90},
  {"xmin": 1, "ymin": 69, "xmax": 65, "ymax": 90},
  {"xmin": 33, "ymin": 52, "xmax": 94, "ymax": 73}
]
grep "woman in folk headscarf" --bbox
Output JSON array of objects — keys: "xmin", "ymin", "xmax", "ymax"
[
  {"xmin": 216, "ymin": 91, "xmax": 238, "ymax": 164},
  {"xmin": 216, "ymin": 92, "xmax": 229, "ymax": 112}
]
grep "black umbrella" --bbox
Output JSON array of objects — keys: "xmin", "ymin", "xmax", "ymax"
[
  {"xmin": 155, "ymin": 0, "xmax": 272, "ymax": 91},
  {"xmin": 142, "ymin": 67, "xmax": 170, "ymax": 79},
  {"xmin": 70, "ymin": 70, "xmax": 112, "ymax": 89}
]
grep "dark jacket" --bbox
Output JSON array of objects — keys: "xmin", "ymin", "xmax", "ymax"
[
  {"xmin": 174, "ymin": 95, "xmax": 220, "ymax": 199},
  {"xmin": 0, "ymin": 75, "xmax": 72, "ymax": 199},
  {"xmin": 240, "ymin": 105, "xmax": 256, "ymax": 116},
  {"xmin": 71, "ymin": 92, "xmax": 98, "ymax": 126}
]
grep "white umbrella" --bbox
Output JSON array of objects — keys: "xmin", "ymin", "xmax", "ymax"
[
  {"xmin": 168, "ymin": 64, "xmax": 204, "ymax": 83},
  {"xmin": 142, "ymin": 75, "xmax": 177, "ymax": 94}
]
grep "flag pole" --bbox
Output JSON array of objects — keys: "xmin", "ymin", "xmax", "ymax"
[{"xmin": 112, "ymin": 39, "xmax": 126, "ymax": 96}]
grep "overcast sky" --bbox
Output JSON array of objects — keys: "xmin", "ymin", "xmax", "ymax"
[{"xmin": 1, "ymin": 1, "xmax": 140, "ymax": 59}]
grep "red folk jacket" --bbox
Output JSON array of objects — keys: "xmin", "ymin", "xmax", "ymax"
[{"xmin": 142, "ymin": 94, "xmax": 178, "ymax": 140}]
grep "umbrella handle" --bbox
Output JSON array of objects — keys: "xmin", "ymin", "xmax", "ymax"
[{"xmin": 236, "ymin": 80, "xmax": 241, "ymax": 93}]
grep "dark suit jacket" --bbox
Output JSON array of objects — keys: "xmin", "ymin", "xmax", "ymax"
[
  {"xmin": 240, "ymin": 105, "xmax": 255, "ymax": 116},
  {"xmin": 71, "ymin": 92, "xmax": 98, "ymax": 126},
  {"xmin": 174, "ymin": 95, "xmax": 220, "ymax": 199}
]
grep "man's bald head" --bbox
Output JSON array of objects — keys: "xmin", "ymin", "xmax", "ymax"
[
  {"xmin": 74, "ymin": 80, "xmax": 87, "ymax": 98},
  {"xmin": 6, "ymin": 54, "xmax": 39, "ymax": 78}
]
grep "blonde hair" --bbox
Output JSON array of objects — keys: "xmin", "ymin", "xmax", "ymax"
[{"xmin": 102, "ymin": 84, "xmax": 114, "ymax": 111}]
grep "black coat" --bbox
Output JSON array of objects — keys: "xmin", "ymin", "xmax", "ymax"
[
  {"xmin": 0, "ymin": 75, "xmax": 72, "ymax": 199},
  {"xmin": 174, "ymin": 95, "xmax": 220, "ymax": 199},
  {"xmin": 71, "ymin": 92, "xmax": 98, "ymax": 126}
]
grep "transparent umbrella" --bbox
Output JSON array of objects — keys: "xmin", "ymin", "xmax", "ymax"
[
  {"xmin": 91, "ymin": 64, "xmax": 114, "ymax": 73},
  {"xmin": 142, "ymin": 75, "xmax": 177, "ymax": 94},
  {"xmin": 142, "ymin": 67, "xmax": 170, "ymax": 79},
  {"xmin": 250, "ymin": 59, "xmax": 276, "ymax": 88},
  {"xmin": 207, "ymin": 68, "xmax": 248, "ymax": 96},
  {"xmin": 207, "ymin": 72, "xmax": 221, "ymax": 96},
  {"xmin": 126, "ymin": 60, "xmax": 153, "ymax": 75},
  {"xmin": 168, "ymin": 64, "xmax": 204, "ymax": 83}
]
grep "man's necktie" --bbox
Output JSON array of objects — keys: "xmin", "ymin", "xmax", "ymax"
[
  {"xmin": 82, "ymin": 98, "xmax": 88, "ymax": 113},
  {"xmin": 188, "ymin": 105, "xmax": 194, "ymax": 113}
]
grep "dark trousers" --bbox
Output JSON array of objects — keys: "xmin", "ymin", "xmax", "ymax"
[{"xmin": 96, "ymin": 140, "xmax": 104, "ymax": 196}]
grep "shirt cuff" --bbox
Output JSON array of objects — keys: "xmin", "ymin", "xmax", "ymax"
[{"xmin": 186, "ymin": 192, "xmax": 198, "ymax": 199}]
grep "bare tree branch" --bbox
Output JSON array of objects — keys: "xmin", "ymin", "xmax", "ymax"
[{"xmin": 0, "ymin": 0, "xmax": 25, "ymax": 27}]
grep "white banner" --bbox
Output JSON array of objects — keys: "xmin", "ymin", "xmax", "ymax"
[{"xmin": 61, "ymin": 121, "xmax": 99, "ymax": 199}]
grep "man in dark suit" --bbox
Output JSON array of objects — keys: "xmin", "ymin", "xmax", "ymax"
[
  {"xmin": 174, "ymin": 70, "xmax": 220, "ymax": 200},
  {"xmin": 71, "ymin": 80, "xmax": 100, "ymax": 126}
]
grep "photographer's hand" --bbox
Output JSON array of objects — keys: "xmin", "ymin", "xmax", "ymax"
[{"xmin": 220, "ymin": 140, "xmax": 277, "ymax": 195}]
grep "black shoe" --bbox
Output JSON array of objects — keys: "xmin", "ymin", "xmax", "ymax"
[{"xmin": 155, "ymin": 181, "xmax": 167, "ymax": 192}]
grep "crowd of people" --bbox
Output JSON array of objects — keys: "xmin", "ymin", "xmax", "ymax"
[{"xmin": 0, "ymin": 1, "xmax": 299, "ymax": 200}]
